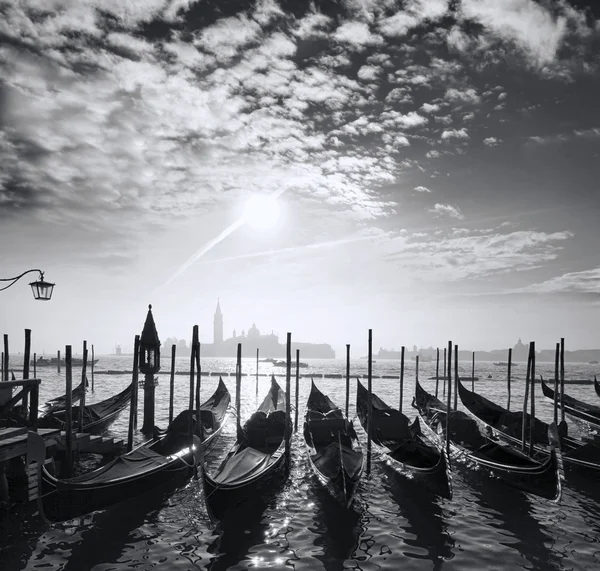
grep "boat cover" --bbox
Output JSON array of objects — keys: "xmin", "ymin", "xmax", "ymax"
[
  {"xmin": 212, "ymin": 447, "xmax": 275, "ymax": 485},
  {"xmin": 312, "ymin": 442, "xmax": 362, "ymax": 479}
]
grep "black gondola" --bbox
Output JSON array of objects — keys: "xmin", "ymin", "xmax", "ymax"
[
  {"xmin": 39, "ymin": 382, "xmax": 133, "ymax": 434},
  {"xmin": 41, "ymin": 376, "xmax": 89, "ymax": 415},
  {"xmin": 303, "ymin": 380, "xmax": 363, "ymax": 508},
  {"xmin": 41, "ymin": 378, "xmax": 231, "ymax": 521},
  {"xmin": 414, "ymin": 379, "xmax": 562, "ymax": 501},
  {"xmin": 203, "ymin": 376, "xmax": 291, "ymax": 520},
  {"xmin": 355, "ymin": 379, "xmax": 451, "ymax": 498},
  {"xmin": 540, "ymin": 377, "xmax": 600, "ymax": 431},
  {"xmin": 595, "ymin": 376, "xmax": 600, "ymax": 399},
  {"xmin": 456, "ymin": 377, "xmax": 600, "ymax": 473}
]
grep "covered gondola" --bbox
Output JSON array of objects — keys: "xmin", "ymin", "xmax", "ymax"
[
  {"xmin": 39, "ymin": 382, "xmax": 133, "ymax": 434},
  {"xmin": 456, "ymin": 377, "xmax": 600, "ymax": 473},
  {"xmin": 356, "ymin": 379, "xmax": 451, "ymax": 498},
  {"xmin": 540, "ymin": 377, "xmax": 600, "ymax": 431},
  {"xmin": 41, "ymin": 378, "xmax": 231, "ymax": 521},
  {"xmin": 41, "ymin": 376, "xmax": 88, "ymax": 415},
  {"xmin": 203, "ymin": 376, "xmax": 291, "ymax": 520},
  {"xmin": 414, "ymin": 379, "xmax": 562, "ymax": 501},
  {"xmin": 304, "ymin": 380, "xmax": 364, "ymax": 508},
  {"xmin": 595, "ymin": 377, "xmax": 600, "ymax": 400}
]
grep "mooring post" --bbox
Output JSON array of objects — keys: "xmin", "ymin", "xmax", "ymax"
[
  {"xmin": 294, "ymin": 349, "xmax": 300, "ymax": 432},
  {"xmin": 169, "ymin": 344, "xmax": 176, "ymax": 424},
  {"xmin": 235, "ymin": 343, "xmax": 242, "ymax": 439},
  {"xmin": 553, "ymin": 343, "xmax": 560, "ymax": 424},
  {"xmin": 522, "ymin": 346, "xmax": 533, "ymax": 453},
  {"xmin": 366, "ymin": 329, "xmax": 373, "ymax": 477},
  {"xmin": 560, "ymin": 337, "xmax": 565, "ymax": 424},
  {"xmin": 471, "ymin": 351, "xmax": 475, "ymax": 391},
  {"xmin": 188, "ymin": 326, "xmax": 198, "ymax": 479},
  {"xmin": 285, "ymin": 333, "xmax": 292, "ymax": 470},
  {"xmin": 454, "ymin": 344, "xmax": 459, "ymax": 411},
  {"xmin": 256, "ymin": 348, "xmax": 259, "ymax": 401},
  {"xmin": 400, "ymin": 346, "xmax": 405, "ymax": 413},
  {"xmin": 33, "ymin": 353, "xmax": 36, "ymax": 380},
  {"xmin": 3, "ymin": 334, "xmax": 8, "ymax": 382},
  {"xmin": 195, "ymin": 342, "xmax": 201, "ymax": 417},
  {"xmin": 57, "ymin": 350, "xmax": 60, "ymax": 374},
  {"xmin": 64, "ymin": 346, "xmax": 73, "ymax": 477},
  {"xmin": 194, "ymin": 339, "xmax": 202, "ymax": 480},
  {"xmin": 23, "ymin": 329, "xmax": 31, "ymax": 415},
  {"xmin": 91, "ymin": 345, "xmax": 95, "ymax": 392},
  {"xmin": 446, "ymin": 341, "xmax": 452, "ymax": 456},
  {"xmin": 127, "ymin": 335, "xmax": 140, "ymax": 452},
  {"xmin": 507, "ymin": 348, "xmax": 512, "ymax": 410},
  {"xmin": 529, "ymin": 342, "xmax": 536, "ymax": 457},
  {"xmin": 435, "ymin": 347, "xmax": 440, "ymax": 397},
  {"xmin": 443, "ymin": 347, "xmax": 447, "ymax": 396},
  {"xmin": 345, "ymin": 344, "xmax": 350, "ymax": 419},
  {"xmin": 78, "ymin": 341, "xmax": 88, "ymax": 433}
]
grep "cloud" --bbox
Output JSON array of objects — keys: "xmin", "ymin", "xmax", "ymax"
[
  {"xmin": 520, "ymin": 267, "xmax": 600, "ymax": 294},
  {"xmin": 414, "ymin": 185, "xmax": 431, "ymax": 193},
  {"xmin": 445, "ymin": 87, "xmax": 480, "ymax": 104},
  {"xmin": 483, "ymin": 137, "xmax": 502, "ymax": 146},
  {"xmin": 421, "ymin": 102, "xmax": 441, "ymax": 113},
  {"xmin": 459, "ymin": 0, "xmax": 588, "ymax": 66},
  {"xmin": 441, "ymin": 128, "xmax": 469, "ymax": 140},
  {"xmin": 334, "ymin": 21, "xmax": 384, "ymax": 48},
  {"xmin": 429, "ymin": 203, "xmax": 464, "ymax": 219}
]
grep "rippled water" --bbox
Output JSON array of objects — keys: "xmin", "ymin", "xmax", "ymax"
[{"xmin": 2, "ymin": 356, "xmax": 600, "ymax": 570}]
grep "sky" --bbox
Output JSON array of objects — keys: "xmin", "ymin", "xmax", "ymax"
[{"xmin": 1, "ymin": 0, "xmax": 600, "ymax": 358}]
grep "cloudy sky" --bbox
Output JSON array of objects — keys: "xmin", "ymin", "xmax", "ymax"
[{"xmin": 1, "ymin": 0, "xmax": 599, "ymax": 358}]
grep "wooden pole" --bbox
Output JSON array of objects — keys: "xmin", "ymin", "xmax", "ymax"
[
  {"xmin": 132, "ymin": 337, "xmax": 140, "ymax": 428},
  {"xmin": 33, "ymin": 352, "xmax": 37, "ymax": 379},
  {"xmin": 522, "ymin": 346, "xmax": 532, "ymax": 453},
  {"xmin": 471, "ymin": 351, "xmax": 475, "ymax": 391},
  {"xmin": 454, "ymin": 344, "xmax": 458, "ymax": 411},
  {"xmin": 366, "ymin": 329, "xmax": 373, "ymax": 476},
  {"xmin": 3, "ymin": 334, "xmax": 8, "ymax": 382},
  {"xmin": 294, "ymin": 349, "xmax": 300, "ymax": 432},
  {"xmin": 169, "ymin": 344, "xmax": 176, "ymax": 424},
  {"xmin": 194, "ymin": 341, "xmax": 203, "ymax": 480},
  {"xmin": 399, "ymin": 346, "xmax": 405, "ymax": 413},
  {"xmin": 64, "ymin": 346, "xmax": 73, "ymax": 477},
  {"xmin": 195, "ymin": 343, "xmax": 201, "ymax": 416},
  {"xmin": 256, "ymin": 348, "xmax": 259, "ymax": 400},
  {"xmin": 23, "ymin": 329, "xmax": 31, "ymax": 415},
  {"xmin": 235, "ymin": 343, "xmax": 242, "ymax": 439},
  {"xmin": 127, "ymin": 335, "xmax": 140, "ymax": 452},
  {"xmin": 1, "ymin": 352, "xmax": 3, "ymax": 383},
  {"xmin": 57, "ymin": 350, "xmax": 60, "ymax": 374},
  {"xmin": 446, "ymin": 341, "xmax": 452, "ymax": 456},
  {"xmin": 91, "ymin": 345, "xmax": 95, "ymax": 392},
  {"xmin": 285, "ymin": 333, "xmax": 292, "ymax": 469},
  {"xmin": 188, "ymin": 327, "xmax": 198, "ymax": 463},
  {"xmin": 553, "ymin": 342, "xmax": 560, "ymax": 424},
  {"xmin": 78, "ymin": 341, "xmax": 88, "ymax": 433},
  {"xmin": 435, "ymin": 347, "xmax": 440, "ymax": 397},
  {"xmin": 507, "ymin": 348, "xmax": 512, "ymax": 410},
  {"xmin": 345, "ymin": 344, "xmax": 350, "ymax": 419},
  {"xmin": 560, "ymin": 337, "xmax": 565, "ymax": 424},
  {"xmin": 529, "ymin": 342, "xmax": 536, "ymax": 456},
  {"xmin": 443, "ymin": 347, "xmax": 447, "ymax": 396}
]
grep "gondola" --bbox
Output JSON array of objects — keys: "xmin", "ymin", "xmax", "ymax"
[
  {"xmin": 414, "ymin": 379, "xmax": 562, "ymax": 501},
  {"xmin": 203, "ymin": 375, "xmax": 291, "ymax": 520},
  {"xmin": 456, "ymin": 377, "xmax": 600, "ymax": 473},
  {"xmin": 41, "ymin": 378, "xmax": 231, "ymax": 521},
  {"xmin": 355, "ymin": 379, "xmax": 451, "ymax": 498},
  {"xmin": 38, "ymin": 382, "xmax": 132, "ymax": 434},
  {"xmin": 539, "ymin": 377, "xmax": 600, "ymax": 431},
  {"xmin": 303, "ymin": 380, "xmax": 364, "ymax": 508},
  {"xmin": 41, "ymin": 376, "xmax": 88, "ymax": 415},
  {"xmin": 595, "ymin": 377, "xmax": 600, "ymax": 399}
]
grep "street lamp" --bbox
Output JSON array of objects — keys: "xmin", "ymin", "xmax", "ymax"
[{"xmin": 0, "ymin": 269, "xmax": 55, "ymax": 300}]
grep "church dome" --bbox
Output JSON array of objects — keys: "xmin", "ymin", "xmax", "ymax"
[{"xmin": 248, "ymin": 322, "xmax": 260, "ymax": 339}]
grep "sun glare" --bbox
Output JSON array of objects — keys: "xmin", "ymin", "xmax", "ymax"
[{"xmin": 243, "ymin": 194, "xmax": 281, "ymax": 230}]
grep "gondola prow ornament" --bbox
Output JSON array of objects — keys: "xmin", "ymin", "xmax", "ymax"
[{"xmin": 139, "ymin": 304, "xmax": 161, "ymax": 435}]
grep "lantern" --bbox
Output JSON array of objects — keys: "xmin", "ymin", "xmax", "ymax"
[{"xmin": 139, "ymin": 304, "xmax": 161, "ymax": 374}]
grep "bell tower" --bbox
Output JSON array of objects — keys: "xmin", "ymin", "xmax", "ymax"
[{"xmin": 214, "ymin": 299, "xmax": 223, "ymax": 345}]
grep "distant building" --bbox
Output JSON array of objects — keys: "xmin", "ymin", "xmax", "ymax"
[
  {"xmin": 116, "ymin": 344, "xmax": 122, "ymax": 356},
  {"xmin": 201, "ymin": 301, "xmax": 335, "ymax": 359}
]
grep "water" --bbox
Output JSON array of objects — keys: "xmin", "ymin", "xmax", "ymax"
[{"xmin": 1, "ymin": 356, "xmax": 600, "ymax": 570}]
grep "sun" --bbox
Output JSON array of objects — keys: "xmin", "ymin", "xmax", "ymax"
[{"xmin": 243, "ymin": 194, "xmax": 281, "ymax": 230}]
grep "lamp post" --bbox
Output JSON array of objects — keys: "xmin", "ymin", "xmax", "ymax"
[
  {"xmin": 139, "ymin": 304, "xmax": 161, "ymax": 435},
  {"xmin": 0, "ymin": 269, "xmax": 55, "ymax": 300}
]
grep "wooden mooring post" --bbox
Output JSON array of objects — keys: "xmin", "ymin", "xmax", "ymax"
[
  {"xmin": 78, "ymin": 341, "xmax": 88, "ymax": 434},
  {"xmin": 256, "ymin": 348, "xmax": 259, "ymax": 401},
  {"xmin": 399, "ymin": 346, "xmax": 405, "ymax": 413},
  {"xmin": 294, "ymin": 349, "xmax": 300, "ymax": 432},
  {"xmin": 188, "ymin": 326, "xmax": 199, "ymax": 480},
  {"xmin": 529, "ymin": 342, "xmax": 536, "ymax": 457},
  {"xmin": 560, "ymin": 338, "xmax": 565, "ymax": 424},
  {"xmin": 57, "ymin": 350, "xmax": 61, "ymax": 374},
  {"xmin": 23, "ymin": 329, "xmax": 31, "ymax": 413},
  {"xmin": 64, "ymin": 346, "xmax": 73, "ymax": 477},
  {"xmin": 3, "ymin": 334, "xmax": 8, "ymax": 381},
  {"xmin": 507, "ymin": 348, "xmax": 512, "ymax": 410},
  {"xmin": 553, "ymin": 343, "xmax": 560, "ymax": 424},
  {"xmin": 471, "ymin": 351, "xmax": 475, "ymax": 391},
  {"xmin": 169, "ymin": 344, "xmax": 176, "ymax": 424},
  {"xmin": 345, "ymin": 344, "xmax": 350, "ymax": 419},
  {"xmin": 366, "ymin": 329, "xmax": 373, "ymax": 477},
  {"xmin": 91, "ymin": 345, "xmax": 95, "ymax": 391},
  {"xmin": 435, "ymin": 347, "xmax": 440, "ymax": 397},
  {"xmin": 285, "ymin": 333, "xmax": 291, "ymax": 470},
  {"xmin": 454, "ymin": 344, "xmax": 459, "ymax": 411},
  {"xmin": 443, "ymin": 347, "xmax": 447, "ymax": 396},
  {"xmin": 522, "ymin": 344, "xmax": 533, "ymax": 453},
  {"xmin": 446, "ymin": 341, "xmax": 452, "ymax": 456}
]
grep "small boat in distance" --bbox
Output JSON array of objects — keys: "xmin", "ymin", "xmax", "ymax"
[
  {"xmin": 32, "ymin": 356, "xmax": 99, "ymax": 367},
  {"xmin": 589, "ymin": 360, "xmax": 599, "ymax": 365},
  {"xmin": 272, "ymin": 359, "xmax": 308, "ymax": 368},
  {"xmin": 493, "ymin": 362, "xmax": 518, "ymax": 367}
]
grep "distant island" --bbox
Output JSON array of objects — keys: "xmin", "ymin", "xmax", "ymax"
[
  {"xmin": 154, "ymin": 301, "xmax": 335, "ymax": 359},
  {"xmin": 373, "ymin": 339, "xmax": 600, "ymax": 363}
]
